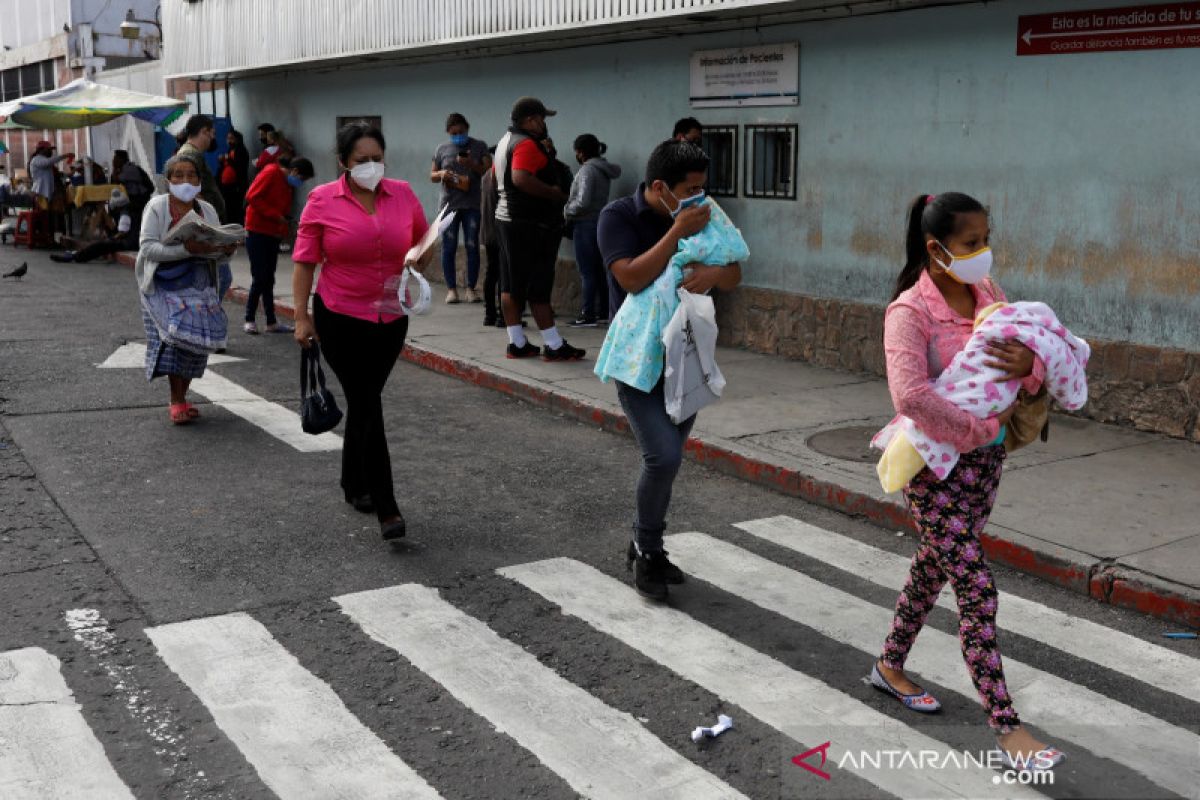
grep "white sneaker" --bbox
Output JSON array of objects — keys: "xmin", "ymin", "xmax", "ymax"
[
  {"xmin": 243, "ymin": 321, "xmax": 259, "ymax": 334},
  {"xmin": 465, "ymin": 287, "xmax": 481, "ymax": 303},
  {"xmin": 445, "ymin": 288, "xmax": 461, "ymax": 304}
]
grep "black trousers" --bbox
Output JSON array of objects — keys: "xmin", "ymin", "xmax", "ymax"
[
  {"xmin": 483, "ymin": 241, "xmax": 501, "ymax": 320},
  {"xmin": 73, "ymin": 238, "xmax": 125, "ymax": 263},
  {"xmin": 245, "ymin": 232, "xmax": 281, "ymax": 324},
  {"xmin": 312, "ymin": 294, "xmax": 409, "ymax": 521}
]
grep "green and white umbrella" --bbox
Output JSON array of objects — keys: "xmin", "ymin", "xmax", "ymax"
[{"xmin": 0, "ymin": 78, "xmax": 186, "ymax": 130}]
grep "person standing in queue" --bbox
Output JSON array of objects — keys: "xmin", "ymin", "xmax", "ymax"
[
  {"xmin": 493, "ymin": 97, "xmax": 585, "ymax": 362},
  {"xmin": 291, "ymin": 122, "xmax": 431, "ymax": 542}
]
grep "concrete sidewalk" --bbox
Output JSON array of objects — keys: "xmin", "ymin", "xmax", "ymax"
[{"xmin": 151, "ymin": 252, "xmax": 1200, "ymax": 626}]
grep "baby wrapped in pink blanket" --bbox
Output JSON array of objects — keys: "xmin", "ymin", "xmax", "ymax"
[{"xmin": 872, "ymin": 301, "xmax": 1090, "ymax": 492}]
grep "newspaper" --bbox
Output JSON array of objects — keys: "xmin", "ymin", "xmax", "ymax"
[{"xmin": 163, "ymin": 210, "xmax": 247, "ymax": 247}]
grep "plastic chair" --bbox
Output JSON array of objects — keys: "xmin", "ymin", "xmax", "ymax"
[{"xmin": 13, "ymin": 209, "xmax": 52, "ymax": 248}]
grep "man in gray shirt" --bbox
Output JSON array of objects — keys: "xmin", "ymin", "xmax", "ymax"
[{"xmin": 430, "ymin": 112, "xmax": 490, "ymax": 304}]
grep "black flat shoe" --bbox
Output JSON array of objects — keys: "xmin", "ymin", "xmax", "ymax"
[{"xmin": 381, "ymin": 515, "xmax": 406, "ymax": 540}]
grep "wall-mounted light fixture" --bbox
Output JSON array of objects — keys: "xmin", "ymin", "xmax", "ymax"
[{"xmin": 119, "ymin": 9, "xmax": 140, "ymax": 39}]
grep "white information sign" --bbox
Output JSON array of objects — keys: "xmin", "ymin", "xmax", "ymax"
[{"xmin": 689, "ymin": 43, "xmax": 799, "ymax": 108}]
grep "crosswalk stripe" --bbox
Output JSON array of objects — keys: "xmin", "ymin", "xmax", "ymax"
[
  {"xmin": 500, "ymin": 558, "xmax": 1045, "ymax": 800},
  {"xmin": 668, "ymin": 531, "xmax": 1200, "ymax": 800},
  {"xmin": 735, "ymin": 516, "xmax": 1200, "ymax": 704},
  {"xmin": 146, "ymin": 612, "xmax": 442, "ymax": 800},
  {"xmin": 0, "ymin": 647, "xmax": 134, "ymax": 800},
  {"xmin": 190, "ymin": 371, "xmax": 342, "ymax": 453},
  {"xmin": 336, "ymin": 584, "xmax": 748, "ymax": 800}
]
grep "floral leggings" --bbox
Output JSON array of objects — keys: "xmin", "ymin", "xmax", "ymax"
[{"xmin": 879, "ymin": 445, "xmax": 1020, "ymax": 733}]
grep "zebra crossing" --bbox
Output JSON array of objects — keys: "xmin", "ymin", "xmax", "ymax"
[{"xmin": 2, "ymin": 514, "xmax": 1197, "ymax": 799}]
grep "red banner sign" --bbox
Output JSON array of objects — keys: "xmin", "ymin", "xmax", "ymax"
[{"xmin": 1017, "ymin": 3, "xmax": 1200, "ymax": 55}]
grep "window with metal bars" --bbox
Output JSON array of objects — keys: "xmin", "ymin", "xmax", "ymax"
[
  {"xmin": 700, "ymin": 125, "xmax": 737, "ymax": 198},
  {"xmin": 744, "ymin": 124, "xmax": 797, "ymax": 200}
]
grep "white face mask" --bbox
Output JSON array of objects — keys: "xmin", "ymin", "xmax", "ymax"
[
  {"xmin": 265, "ymin": 145, "xmax": 279, "ymax": 155},
  {"xmin": 168, "ymin": 182, "xmax": 202, "ymax": 204},
  {"xmin": 934, "ymin": 241, "xmax": 993, "ymax": 284},
  {"xmin": 349, "ymin": 161, "xmax": 385, "ymax": 191}
]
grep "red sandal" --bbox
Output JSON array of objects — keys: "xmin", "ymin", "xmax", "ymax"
[
  {"xmin": 169, "ymin": 403, "xmax": 192, "ymax": 425},
  {"xmin": 184, "ymin": 403, "xmax": 200, "ymax": 419}
]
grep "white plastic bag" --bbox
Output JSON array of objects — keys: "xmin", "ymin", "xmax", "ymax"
[
  {"xmin": 661, "ymin": 289, "xmax": 726, "ymax": 424},
  {"xmin": 372, "ymin": 267, "xmax": 432, "ymax": 316}
]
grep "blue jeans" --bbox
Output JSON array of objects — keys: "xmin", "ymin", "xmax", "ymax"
[
  {"xmin": 217, "ymin": 261, "xmax": 233, "ymax": 303},
  {"xmin": 440, "ymin": 208, "xmax": 481, "ymax": 290},
  {"xmin": 616, "ymin": 378, "xmax": 697, "ymax": 554},
  {"xmin": 572, "ymin": 218, "xmax": 608, "ymax": 319}
]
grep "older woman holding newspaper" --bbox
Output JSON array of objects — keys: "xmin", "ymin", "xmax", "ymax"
[
  {"xmin": 291, "ymin": 121, "xmax": 432, "ymax": 542},
  {"xmin": 136, "ymin": 155, "xmax": 239, "ymax": 425}
]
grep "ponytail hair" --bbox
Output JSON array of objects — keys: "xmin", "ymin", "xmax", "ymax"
[
  {"xmin": 573, "ymin": 133, "xmax": 604, "ymax": 160},
  {"xmin": 892, "ymin": 191, "xmax": 986, "ymax": 300}
]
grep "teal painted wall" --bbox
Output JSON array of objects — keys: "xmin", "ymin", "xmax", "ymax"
[{"xmin": 230, "ymin": 0, "xmax": 1200, "ymax": 350}]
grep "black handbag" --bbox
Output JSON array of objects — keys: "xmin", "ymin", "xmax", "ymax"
[{"xmin": 300, "ymin": 342, "xmax": 343, "ymax": 435}]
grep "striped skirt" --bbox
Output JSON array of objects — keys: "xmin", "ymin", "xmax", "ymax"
[{"xmin": 141, "ymin": 262, "xmax": 212, "ymax": 382}]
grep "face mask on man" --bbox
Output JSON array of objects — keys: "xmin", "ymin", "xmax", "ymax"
[
  {"xmin": 286, "ymin": 174, "xmax": 304, "ymax": 188},
  {"xmin": 168, "ymin": 182, "xmax": 203, "ymax": 203},
  {"xmin": 933, "ymin": 240, "xmax": 993, "ymax": 284},
  {"xmin": 450, "ymin": 133, "xmax": 469, "ymax": 148},
  {"xmin": 349, "ymin": 161, "xmax": 385, "ymax": 191},
  {"xmin": 659, "ymin": 185, "xmax": 707, "ymax": 218}
]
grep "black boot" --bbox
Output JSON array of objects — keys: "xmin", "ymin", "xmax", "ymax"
[{"xmin": 626, "ymin": 542, "xmax": 685, "ymax": 601}]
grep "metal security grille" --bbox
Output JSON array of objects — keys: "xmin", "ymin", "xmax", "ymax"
[
  {"xmin": 744, "ymin": 124, "xmax": 797, "ymax": 200},
  {"xmin": 700, "ymin": 125, "xmax": 737, "ymax": 198}
]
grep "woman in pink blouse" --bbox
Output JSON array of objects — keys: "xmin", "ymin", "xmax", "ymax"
[
  {"xmin": 869, "ymin": 193, "xmax": 1064, "ymax": 773},
  {"xmin": 292, "ymin": 122, "xmax": 430, "ymax": 541}
]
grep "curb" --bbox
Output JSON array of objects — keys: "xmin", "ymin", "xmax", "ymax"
[{"xmin": 122, "ymin": 255, "xmax": 1200, "ymax": 629}]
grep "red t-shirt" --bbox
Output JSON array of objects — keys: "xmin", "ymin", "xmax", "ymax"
[{"xmin": 510, "ymin": 139, "xmax": 548, "ymax": 174}]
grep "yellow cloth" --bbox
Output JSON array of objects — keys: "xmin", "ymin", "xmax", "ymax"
[
  {"xmin": 72, "ymin": 183, "xmax": 124, "ymax": 208},
  {"xmin": 875, "ymin": 301, "xmax": 1008, "ymax": 493}
]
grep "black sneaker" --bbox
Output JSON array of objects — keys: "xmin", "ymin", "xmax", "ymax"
[
  {"xmin": 494, "ymin": 317, "xmax": 506, "ymax": 328},
  {"xmin": 542, "ymin": 340, "xmax": 586, "ymax": 362},
  {"xmin": 483, "ymin": 316, "xmax": 497, "ymax": 327},
  {"xmin": 626, "ymin": 543, "xmax": 675, "ymax": 601},
  {"xmin": 569, "ymin": 315, "xmax": 598, "ymax": 327},
  {"xmin": 627, "ymin": 541, "xmax": 685, "ymax": 585},
  {"xmin": 506, "ymin": 341, "xmax": 540, "ymax": 359}
]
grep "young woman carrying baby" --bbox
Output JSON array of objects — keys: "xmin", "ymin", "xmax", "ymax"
[{"xmin": 870, "ymin": 192, "xmax": 1065, "ymax": 772}]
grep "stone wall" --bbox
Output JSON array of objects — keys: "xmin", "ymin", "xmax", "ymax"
[{"xmin": 714, "ymin": 287, "xmax": 1200, "ymax": 442}]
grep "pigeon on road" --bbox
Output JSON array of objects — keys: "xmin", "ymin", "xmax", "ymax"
[{"xmin": 3, "ymin": 262, "xmax": 28, "ymax": 279}]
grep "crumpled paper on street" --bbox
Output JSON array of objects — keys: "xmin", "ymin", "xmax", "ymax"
[{"xmin": 691, "ymin": 714, "xmax": 734, "ymax": 743}]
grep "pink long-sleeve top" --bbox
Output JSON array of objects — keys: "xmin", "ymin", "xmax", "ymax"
[
  {"xmin": 883, "ymin": 270, "xmax": 1045, "ymax": 453},
  {"xmin": 293, "ymin": 175, "xmax": 429, "ymax": 323}
]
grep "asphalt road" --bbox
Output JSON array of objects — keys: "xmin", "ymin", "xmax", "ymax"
[{"xmin": 0, "ymin": 252, "xmax": 1196, "ymax": 800}]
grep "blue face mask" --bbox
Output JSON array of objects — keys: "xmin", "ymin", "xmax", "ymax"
[
  {"xmin": 287, "ymin": 174, "xmax": 303, "ymax": 188},
  {"xmin": 661, "ymin": 186, "xmax": 707, "ymax": 218},
  {"xmin": 450, "ymin": 133, "xmax": 469, "ymax": 147}
]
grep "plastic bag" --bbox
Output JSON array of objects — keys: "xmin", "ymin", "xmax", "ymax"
[
  {"xmin": 372, "ymin": 267, "xmax": 432, "ymax": 316},
  {"xmin": 661, "ymin": 289, "xmax": 726, "ymax": 424}
]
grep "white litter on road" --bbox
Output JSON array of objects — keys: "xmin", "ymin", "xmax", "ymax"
[{"xmin": 691, "ymin": 714, "xmax": 734, "ymax": 743}]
